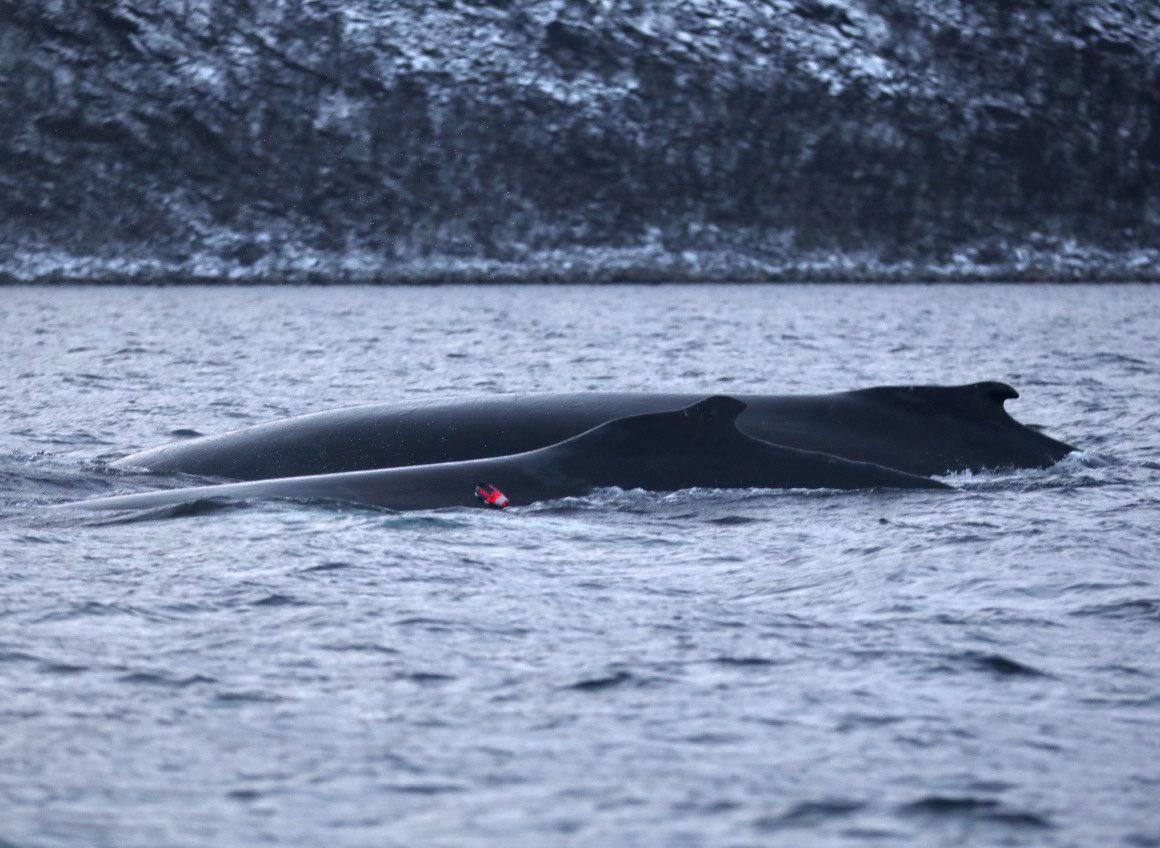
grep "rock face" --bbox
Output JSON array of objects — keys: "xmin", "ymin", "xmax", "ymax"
[{"xmin": 2, "ymin": 0, "xmax": 1159, "ymax": 281}]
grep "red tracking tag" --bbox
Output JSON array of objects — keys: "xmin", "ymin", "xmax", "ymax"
[{"xmin": 474, "ymin": 483, "xmax": 509, "ymax": 509}]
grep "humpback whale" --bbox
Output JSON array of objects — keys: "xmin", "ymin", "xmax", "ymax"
[
  {"xmin": 111, "ymin": 382, "xmax": 1073, "ymax": 481},
  {"xmin": 70, "ymin": 397, "xmax": 949, "ymax": 514}
]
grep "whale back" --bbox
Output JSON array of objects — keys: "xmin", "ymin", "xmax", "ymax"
[
  {"xmin": 521, "ymin": 395, "xmax": 752, "ymax": 492},
  {"xmin": 535, "ymin": 394, "xmax": 948, "ymax": 493},
  {"xmin": 109, "ymin": 383, "xmax": 1073, "ymax": 480},
  {"xmin": 63, "ymin": 395, "xmax": 949, "ymax": 515},
  {"xmin": 737, "ymin": 380, "xmax": 1066, "ymax": 475}
]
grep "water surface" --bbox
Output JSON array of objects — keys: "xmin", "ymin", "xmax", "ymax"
[{"xmin": 1, "ymin": 284, "xmax": 1157, "ymax": 847}]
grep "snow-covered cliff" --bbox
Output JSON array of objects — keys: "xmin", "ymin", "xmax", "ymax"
[{"xmin": 3, "ymin": 0, "xmax": 1158, "ymax": 281}]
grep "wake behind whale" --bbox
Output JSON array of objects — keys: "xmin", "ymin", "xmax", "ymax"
[{"xmin": 65, "ymin": 397, "xmax": 948, "ymax": 515}]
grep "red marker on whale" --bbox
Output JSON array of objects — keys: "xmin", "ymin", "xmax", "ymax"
[{"xmin": 474, "ymin": 483, "xmax": 509, "ymax": 509}]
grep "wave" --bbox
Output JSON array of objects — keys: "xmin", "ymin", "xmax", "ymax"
[{"xmin": 898, "ymin": 796, "xmax": 1054, "ymax": 829}]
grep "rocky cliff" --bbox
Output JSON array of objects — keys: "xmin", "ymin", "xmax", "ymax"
[{"xmin": 2, "ymin": 0, "xmax": 1158, "ymax": 282}]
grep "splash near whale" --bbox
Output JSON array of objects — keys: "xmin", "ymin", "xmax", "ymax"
[
  {"xmin": 70, "ymin": 397, "xmax": 949, "ymax": 514},
  {"xmin": 111, "ymin": 382, "xmax": 1074, "ymax": 481}
]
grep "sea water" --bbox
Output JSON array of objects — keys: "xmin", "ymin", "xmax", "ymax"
[{"xmin": 1, "ymin": 284, "xmax": 1157, "ymax": 847}]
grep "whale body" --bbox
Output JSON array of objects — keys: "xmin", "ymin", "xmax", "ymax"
[
  {"xmin": 71, "ymin": 397, "xmax": 949, "ymax": 514},
  {"xmin": 111, "ymin": 382, "xmax": 1074, "ymax": 481}
]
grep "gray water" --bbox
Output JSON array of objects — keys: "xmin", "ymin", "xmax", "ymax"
[{"xmin": 1, "ymin": 284, "xmax": 1157, "ymax": 848}]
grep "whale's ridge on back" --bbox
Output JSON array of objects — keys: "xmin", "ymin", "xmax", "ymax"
[
  {"xmin": 681, "ymin": 395, "xmax": 748, "ymax": 423},
  {"xmin": 558, "ymin": 395, "xmax": 750, "ymax": 452}
]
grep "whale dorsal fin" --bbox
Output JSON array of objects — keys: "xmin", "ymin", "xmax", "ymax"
[
  {"xmin": 972, "ymin": 381, "xmax": 1019, "ymax": 404},
  {"xmin": 860, "ymin": 381, "xmax": 1019, "ymax": 417},
  {"xmin": 564, "ymin": 395, "xmax": 749, "ymax": 451},
  {"xmin": 679, "ymin": 395, "xmax": 748, "ymax": 427}
]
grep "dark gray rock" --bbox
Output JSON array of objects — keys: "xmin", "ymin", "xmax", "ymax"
[{"xmin": 2, "ymin": 0, "xmax": 1158, "ymax": 281}]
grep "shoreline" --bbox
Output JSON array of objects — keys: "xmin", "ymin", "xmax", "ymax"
[{"xmin": 4, "ymin": 248, "xmax": 1157, "ymax": 285}]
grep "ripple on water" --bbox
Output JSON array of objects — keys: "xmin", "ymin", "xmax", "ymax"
[
  {"xmin": 954, "ymin": 651, "xmax": 1053, "ymax": 679},
  {"xmin": 117, "ymin": 671, "xmax": 217, "ymax": 688},
  {"xmin": 300, "ymin": 561, "xmax": 355, "ymax": 573},
  {"xmin": 754, "ymin": 799, "xmax": 867, "ymax": 832},
  {"xmin": 897, "ymin": 796, "xmax": 1055, "ymax": 830},
  {"xmin": 566, "ymin": 670, "xmax": 639, "ymax": 692},
  {"xmin": 1072, "ymin": 598, "xmax": 1160, "ymax": 622}
]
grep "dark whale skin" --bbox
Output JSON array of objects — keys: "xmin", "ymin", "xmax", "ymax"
[
  {"xmin": 110, "ymin": 382, "xmax": 1074, "ymax": 481},
  {"xmin": 72, "ymin": 397, "xmax": 949, "ymax": 513}
]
